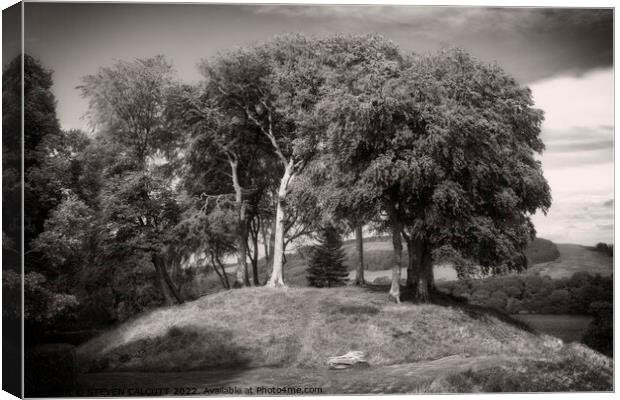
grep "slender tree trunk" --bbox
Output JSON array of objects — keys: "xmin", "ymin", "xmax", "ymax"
[
  {"xmin": 261, "ymin": 217, "xmax": 270, "ymax": 264},
  {"xmin": 215, "ymin": 254, "xmax": 231, "ymax": 289},
  {"xmin": 230, "ymin": 158, "xmax": 250, "ymax": 288},
  {"xmin": 210, "ymin": 253, "xmax": 229, "ymax": 289},
  {"xmin": 389, "ymin": 219, "xmax": 403, "ymax": 304},
  {"xmin": 250, "ymin": 217, "xmax": 260, "ymax": 286},
  {"xmin": 267, "ymin": 159, "xmax": 294, "ymax": 287},
  {"xmin": 252, "ymin": 241, "xmax": 259, "ymax": 285},
  {"xmin": 268, "ymin": 215, "xmax": 276, "ymax": 267},
  {"xmin": 259, "ymin": 216, "xmax": 274, "ymax": 285},
  {"xmin": 355, "ymin": 225, "xmax": 365, "ymax": 286}
]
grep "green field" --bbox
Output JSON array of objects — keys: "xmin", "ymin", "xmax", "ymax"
[{"xmin": 528, "ymin": 244, "xmax": 613, "ymax": 279}]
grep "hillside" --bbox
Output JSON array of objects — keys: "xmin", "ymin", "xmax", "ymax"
[
  {"xmin": 193, "ymin": 237, "xmax": 610, "ymax": 297},
  {"xmin": 77, "ymin": 286, "xmax": 612, "ymax": 392},
  {"xmin": 529, "ymin": 243, "xmax": 613, "ymax": 279}
]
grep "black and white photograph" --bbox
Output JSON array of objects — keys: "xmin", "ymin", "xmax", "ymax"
[{"xmin": 1, "ymin": 1, "xmax": 615, "ymax": 397}]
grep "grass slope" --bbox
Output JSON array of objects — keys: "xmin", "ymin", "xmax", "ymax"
[{"xmin": 78, "ymin": 286, "xmax": 612, "ymax": 392}]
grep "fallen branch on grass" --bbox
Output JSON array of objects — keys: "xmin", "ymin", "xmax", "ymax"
[{"xmin": 327, "ymin": 351, "xmax": 369, "ymax": 369}]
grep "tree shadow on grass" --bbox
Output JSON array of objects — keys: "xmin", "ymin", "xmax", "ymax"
[
  {"xmin": 83, "ymin": 325, "xmax": 253, "ymax": 375},
  {"xmin": 362, "ymin": 283, "xmax": 534, "ymax": 333},
  {"xmin": 426, "ymin": 290, "xmax": 535, "ymax": 333}
]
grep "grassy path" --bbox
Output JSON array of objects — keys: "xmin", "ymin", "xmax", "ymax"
[{"xmin": 77, "ymin": 354, "xmax": 519, "ymax": 396}]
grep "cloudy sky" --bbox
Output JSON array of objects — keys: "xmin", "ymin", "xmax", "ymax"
[{"xmin": 11, "ymin": 3, "xmax": 614, "ymax": 245}]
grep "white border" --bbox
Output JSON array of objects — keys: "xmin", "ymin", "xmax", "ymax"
[{"xmin": 0, "ymin": 1, "xmax": 616, "ymax": 400}]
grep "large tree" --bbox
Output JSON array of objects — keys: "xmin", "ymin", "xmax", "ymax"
[
  {"xmin": 200, "ymin": 35, "xmax": 324, "ymax": 287},
  {"xmin": 79, "ymin": 55, "xmax": 187, "ymax": 305},
  {"xmin": 396, "ymin": 49, "xmax": 551, "ymax": 301},
  {"xmin": 323, "ymin": 46, "xmax": 551, "ymax": 302}
]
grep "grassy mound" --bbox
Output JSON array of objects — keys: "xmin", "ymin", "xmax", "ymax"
[{"xmin": 77, "ymin": 286, "xmax": 605, "ymax": 377}]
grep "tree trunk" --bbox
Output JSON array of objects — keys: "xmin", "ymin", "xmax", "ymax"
[
  {"xmin": 235, "ymin": 216, "xmax": 250, "ymax": 287},
  {"xmin": 250, "ymin": 218, "xmax": 260, "ymax": 286},
  {"xmin": 210, "ymin": 252, "xmax": 229, "ymax": 289},
  {"xmin": 415, "ymin": 243, "xmax": 433, "ymax": 303},
  {"xmin": 152, "ymin": 254, "xmax": 184, "ymax": 305},
  {"xmin": 267, "ymin": 159, "xmax": 294, "ymax": 287},
  {"xmin": 389, "ymin": 218, "xmax": 403, "ymax": 304},
  {"xmin": 261, "ymin": 217, "xmax": 270, "ymax": 264},
  {"xmin": 154, "ymin": 261, "xmax": 175, "ymax": 306},
  {"xmin": 231, "ymin": 158, "xmax": 250, "ymax": 288},
  {"xmin": 355, "ymin": 225, "xmax": 365, "ymax": 286},
  {"xmin": 267, "ymin": 216, "xmax": 276, "ymax": 267},
  {"xmin": 406, "ymin": 237, "xmax": 423, "ymax": 290}
]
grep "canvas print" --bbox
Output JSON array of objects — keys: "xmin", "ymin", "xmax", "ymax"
[{"xmin": 2, "ymin": 2, "xmax": 614, "ymax": 397}]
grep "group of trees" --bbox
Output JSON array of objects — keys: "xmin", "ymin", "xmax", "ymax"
[
  {"xmin": 4, "ymin": 33, "xmax": 552, "ymax": 335},
  {"xmin": 440, "ymin": 271, "xmax": 612, "ymax": 315}
]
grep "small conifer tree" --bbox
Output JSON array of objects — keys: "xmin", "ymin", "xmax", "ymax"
[{"xmin": 306, "ymin": 225, "xmax": 349, "ymax": 287}]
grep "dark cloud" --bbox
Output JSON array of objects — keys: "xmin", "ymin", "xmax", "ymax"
[
  {"xmin": 253, "ymin": 6, "xmax": 613, "ymax": 83},
  {"xmin": 21, "ymin": 3, "xmax": 615, "ymax": 142},
  {"xmin": 24, "ymin": 4, "xmax": 612, "ymax": 86}
]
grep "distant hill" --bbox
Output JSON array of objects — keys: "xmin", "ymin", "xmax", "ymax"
[
  {"xmin": 195, "ymin": 237, "xmax": 610, "ymax": 296},
  {"xmin": 338, "ymin": 236, "xmax": 560, "ymax": 271},
  {"xmin": 528, "ymin": 243, "xmax": 613, "ymax": 279}
]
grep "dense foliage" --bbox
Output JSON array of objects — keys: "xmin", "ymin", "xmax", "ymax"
[
  {"xmin": 439, "ymin": 271, "xmax": 612, "ymax": 315},
  {"xmin": 3, "ymin": 55, "xmax": 79, "ymax": 338}
]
